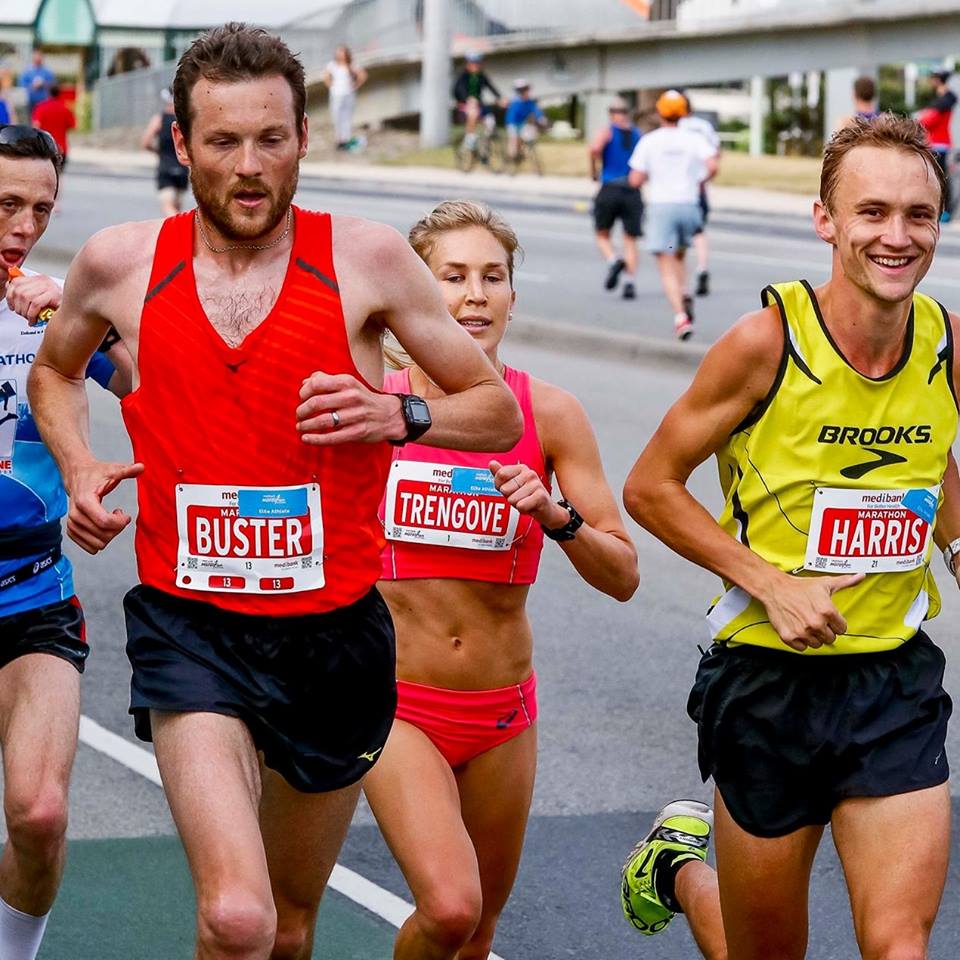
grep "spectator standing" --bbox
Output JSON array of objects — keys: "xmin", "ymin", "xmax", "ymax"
[
  {"xmin": 918, "ymin": 69, "xmax": 957, "ymax": 220},
  {"xmin": 628, "ymin": 90, "xmax": 719, "ymax": 340},
  {"xmin": 140, "ymin": 88, "xmax": 190, "ymax": 216},
  {"xmin": 19, "ymin": 49, "xmax": 55, "ymax": 120},
  {"xmin": 0, "ymin": 68, "xmax": 17, "ymax": 124},
  {"xmin": 32, "ymin": 85, "xmax": 75, "ymax": 168},
  {"xmin": 322, "ymin": 45, "xmax": 367, "ymax": 150},
  {"xmin": 589, "ymin": 99, "xmax": 643, "ymax": 300}
]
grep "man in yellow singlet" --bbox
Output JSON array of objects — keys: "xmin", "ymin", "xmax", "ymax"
[{"xmin": 619, "ymin": 114, "xmax": 960, "ymax": 959}]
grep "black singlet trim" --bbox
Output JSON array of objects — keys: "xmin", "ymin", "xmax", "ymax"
[
  {"xmin": 930, "ymin": 300, "xmax": 959, "ymax": 411},
  {"xmin": 730, "ymin": 469, "xmax": 750, "ymax": 548},
  {"xmin": 144, "ymin": 260, "xmax": 185, "ymax": 304},
  {"xmin": 801, "ymin": 278, "xmax": 914, "ymax": 382},
  {"xmin": 730, "ymin": 286, "xmax": 791, "ymax": 434},
  {"xmin": 296, "ymin": 258, "xmax": 339, "ymax": 293}
]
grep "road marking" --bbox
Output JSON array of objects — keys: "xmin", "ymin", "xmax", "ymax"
[{"xmin": 77, "ymin": 715, "xmax": 507, "ymax": 960}]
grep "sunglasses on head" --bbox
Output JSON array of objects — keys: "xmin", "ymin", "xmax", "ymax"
[{"xmin": 0, "ymin": 124, "xmax": 59, "ymax": 155}]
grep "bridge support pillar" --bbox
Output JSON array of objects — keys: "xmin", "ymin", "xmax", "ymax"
[
  {"xmin": 825, "ymin": 65, "xmax": 873, "ymax": 139},
  {"xmin": 420, "ymin": 0, "xmax": 451, "ymax": 148},
  {"xmin": 749, "ymin": 75, "xmax": 766, "ymax": 156}
]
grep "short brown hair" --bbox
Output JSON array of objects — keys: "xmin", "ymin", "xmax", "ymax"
[
  {"xmin": 821, "ymin": 113, "xmax": 946, "ymax": 215},
  {"xmin": 853, "ymin": 75, "xmax": 876, "ymax": 102},
  {"xmin": 173, "ymin": 22, "xmax": 305, "ymax": 141}
]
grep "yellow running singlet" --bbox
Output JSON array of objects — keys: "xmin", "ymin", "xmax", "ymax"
[{"xmin": 709, "ymin": 280, "xmax": 958, "ymax": 654}]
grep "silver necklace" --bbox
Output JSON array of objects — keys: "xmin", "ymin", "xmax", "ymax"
[{"xmin": 195, "ymin": 207, "xmax": 292, "ymax": 253}]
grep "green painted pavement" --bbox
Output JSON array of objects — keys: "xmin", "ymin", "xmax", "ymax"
[{"xmin": 39, "ymin": 835, "xmax": 395, "ymax": 959}]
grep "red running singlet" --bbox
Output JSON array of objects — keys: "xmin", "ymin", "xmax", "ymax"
[
  {"xmin": 122, "ymin": 208, "xmax": 391, "ymax": 615},
  {"xmin": 379, "ymin": 365, "xmax": 548, "ymax": 585}
]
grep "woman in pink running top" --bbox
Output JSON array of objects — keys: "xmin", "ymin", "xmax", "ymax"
[{"xmin": 365, "ymin": 200, "xmax": 640, "ymax": 960}]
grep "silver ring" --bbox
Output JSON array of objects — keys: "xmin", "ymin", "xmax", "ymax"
[{"xmin": 331, "ymin": 410, "xmax": 341, "ymax": 428}]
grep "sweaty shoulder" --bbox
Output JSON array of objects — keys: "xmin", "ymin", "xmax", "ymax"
[
  {"xmin": 331, "ymin": 214, "xmax": 409, "ymax": 271},
  {"xmin": 528, "ymin": 375, "xmax": 592, "ymax": 455},
  {"xmin": 75, "ymin": 220, "xmax": 163, "ymax": 291},
  {"xmin": 695, "ymin": 304, "xmax": 785, "ymax": 409}
]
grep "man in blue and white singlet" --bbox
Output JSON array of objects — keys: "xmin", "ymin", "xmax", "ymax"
[{"xmin": 0, "ymin": 123, "xmax": 128, "ymax": 960}]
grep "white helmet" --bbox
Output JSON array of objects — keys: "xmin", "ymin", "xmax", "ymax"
[{"xmin": 513, "ymin": 78, "xmax": 531, "ymax": 91}]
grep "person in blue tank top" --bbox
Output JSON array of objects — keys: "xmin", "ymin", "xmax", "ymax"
[
  {"xmin": 504, "ymin": 79, "xmax": 547, "ymax": 163},
  {"xmin": 0, "ymin": 124, "xmax": 129, "ymax": 960},
  {"xmin": 589, "ymin": 99, "xmax": 643, "ymax": 299}
]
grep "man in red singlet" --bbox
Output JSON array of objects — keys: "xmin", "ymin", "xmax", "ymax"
[{"xmin": 28, "ymin": 23, "xmax": 522, "ymax": 960}]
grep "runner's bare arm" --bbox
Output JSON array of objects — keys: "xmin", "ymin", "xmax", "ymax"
[
  {"xmin": 301, "ymin": 222, "xmax": 522, "ymax": 451},
  {"xmin": 589, "ymin": 127, "xmax": 611, "ymax": 180},
  {"xmin": 934, "ymin": 311, "xmax": 960, "ymax": 589},
  {"xmin": 140, "ymin": 113, "xmax": 161, "ymax": 152},
  {"xmin": 623, "ymin": 307, "xmax": 863, "ymax": 651},
  {"xmin": 492, "ymin": 382, "xmax": 638, "ymax": 601},
  {"xmin": 28, "ymin": 230, "xmax": 145, "ymax": 553}
]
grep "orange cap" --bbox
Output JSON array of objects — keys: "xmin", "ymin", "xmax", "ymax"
[{"xmin": 656, "ymin": 89, "xmax": 688, "ymax": 120}]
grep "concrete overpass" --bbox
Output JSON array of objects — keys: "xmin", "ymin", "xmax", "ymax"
[{"xmin": 340, "ymin": 0, "xmax": 960, "ymax": 138}]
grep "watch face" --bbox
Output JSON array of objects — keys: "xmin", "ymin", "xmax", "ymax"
[{"xmin": 406, "ymin": 396, "xmax": 431, "ymax": 426}]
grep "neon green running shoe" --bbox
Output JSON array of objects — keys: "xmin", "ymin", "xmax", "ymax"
[{"xmin": 620, "ymin": 799, "xmax": 713, "ymax": 936}]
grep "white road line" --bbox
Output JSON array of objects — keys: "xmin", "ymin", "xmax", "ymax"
[
  {"xmin": 79, "ymin": 715, "xmax": 162, "ymax": 787},
  {"xmin": 77, "ymin": 714, "xmax": 506, "ymax": 960}
]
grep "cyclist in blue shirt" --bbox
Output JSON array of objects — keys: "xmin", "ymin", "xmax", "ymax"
[
  {"xmin": 0, "ymin": 124, "xmax": 128, "ymax": 960},
  {"xmin": 505, "ymin": 79, "xmax": 547, "ymax": 163}
]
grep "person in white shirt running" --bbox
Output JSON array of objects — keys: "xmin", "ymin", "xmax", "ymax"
[
  {"xmin": 629, "ymin": 90, "xmax": 718, "ymax": 340},
  {"xmin": 678, "ymin": 93, "xmax": 720, "ymax": 297},
  {"xmin": 322, "ymin": 45, "xmax": 367, "ymax": 150}
]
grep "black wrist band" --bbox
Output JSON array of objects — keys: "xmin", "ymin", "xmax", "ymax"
[
  {"xmin": 541, "ymin": 499, "xmax": 584, "ymax": 542},
  {"xmin": 98, "ymin": 326, "xmax": 121, "ymax": 353}
]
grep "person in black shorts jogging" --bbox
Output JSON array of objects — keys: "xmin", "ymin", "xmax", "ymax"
[
  {"xmin": 141, "ymin": 88, "xmax": 189, "ymax": 216},
  {"xmin": 589, "ymin": 100, "xmax": 642, "ymax": 300}
]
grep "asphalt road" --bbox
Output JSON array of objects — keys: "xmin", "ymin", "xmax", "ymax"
[
  {"xmin": 12, "ymin": 167, "xmax": 960, "ymax": 958},
  {"xmin": 35, "ymin": 163, "xmax": 960, "ymax": 349}
]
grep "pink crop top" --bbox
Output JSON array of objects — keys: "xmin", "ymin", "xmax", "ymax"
[{"xmin": 379, "ymin": 365, "xmax": 549, "ymax": 585}]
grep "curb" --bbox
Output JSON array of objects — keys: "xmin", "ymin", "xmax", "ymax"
[{"xmin": 507, "ymin": 315, "xmax": 708, "ymax": 368}]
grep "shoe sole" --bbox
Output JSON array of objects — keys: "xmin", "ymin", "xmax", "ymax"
[{"xmin": 605, "ymin": 261, "xmax": 626, "ymax": 290}]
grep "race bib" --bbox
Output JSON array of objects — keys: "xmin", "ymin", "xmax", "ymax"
[
  {"xmin": 804, "ymin": 486, "xmax": 938, "ymax": 574},
  {"xmin": 0, "ymin": 379, "xmax": 18, "ymax": 471},
  {"xmin": 175, "ymin": 483, "xmax": 324, "ymax": 594},
  {"xmin": 384, "ymin": 461, "xmax": 519, "ymax": 550}
]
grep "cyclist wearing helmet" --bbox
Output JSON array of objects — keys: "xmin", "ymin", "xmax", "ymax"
[
  {"xmin": 504, "ymin": 79, "xmax": 546, "ymax": 162},
  {"xmin": 452, "ymin": 53, "xmax": 502, "ymax": 150}
]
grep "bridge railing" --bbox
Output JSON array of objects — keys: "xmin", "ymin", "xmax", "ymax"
[{"xmin": 92, "ymin": 0, "xmax": 657, "ymax": 128}]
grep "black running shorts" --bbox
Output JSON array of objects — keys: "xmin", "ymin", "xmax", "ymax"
[
  {"xmin": 687, "ymin": 632, "xmax": 951, "ymax": 837},
  {"xmin": 593, "ymin": 182, "xmax": 644, "ymax": 236},
  {"xmin": 157, "ymin": 169, "xmax": 188, "ymax": 192},
  {"xmin": 124, "ymin": 585, "xmax": 397, "ymax": 793},
  {"xmin": 0, "ymin": 596, "xmax": 88, "ymax": 673}
]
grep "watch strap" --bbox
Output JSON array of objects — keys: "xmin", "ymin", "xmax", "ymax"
[
  {"xmin": 390, "ymin": 393, "xmax": 432, "ymax": 446},
  {"xmin": 541, "ymin": 500, "xmax": 584, "ymax": 542},
  {"xmin": 944, "ymin": 537, "xmax": 960, "ymax": 574}
]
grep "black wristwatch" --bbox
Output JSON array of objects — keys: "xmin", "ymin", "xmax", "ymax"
[
  {"xmin": 390, "ymin": 393, "xmax": 432, "ymax": 446},
  {"xmin": 541, "ymin": 499, "xmax": 584, "ymax": 542}
]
